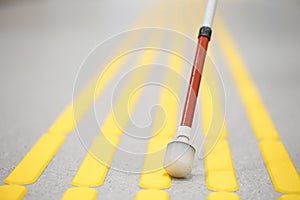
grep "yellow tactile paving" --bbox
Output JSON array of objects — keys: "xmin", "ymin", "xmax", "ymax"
[
  {"xmin": 207, "ymin": 192, "xmax": 240, "ymax": 200},
  {"xmin": 1, "ymin": 23, "xmax": 145, "ymax": 195},
  {"xmin": 201, "ymin": 82, "xmax": 213, "ymax": 136},
  {"xmin": 135, "ymin": 189, "xmax": 169, "ymax": 200},
  {"xmin": 1, "ymin": 39, "xmax": 135, "ymax": 192},
  {"xmin": 206, "ymin": 170, "xmax": 238, "ymax": 191},
  {"xmin": 72, "ymin": 134, "xmax": 119, "ymax": 187},
  {"xmin": 61, "ymin": 187, "xmax": 97, "ymax": 200},
  {"xmin": 48, "ymin": 105, "xmax": 76, "ymax": 135},
  {"xmin": 204, "ymin": 140, "xmax": 238, "ymax": 191},
  {"xmin": 139, "ymin": 43, "xmax": 185, "ymax": 189},
  {"xmin": 139, "ymin": 169, "xmax": 171, "ymax": 190},
  {"xmin": 71, "ymin": 47, "xmax": 162, "ymax": 187},
  {"xmin": 259, "ymin": 140, "xmax": 300, "ymax": 193},
  {"xmin": 215, "ymin": 18, "xmax": 300, "ymax": 194},
  {"xmin": 139, "ymin": 138, "xmax": 172, "ymax": 189},
  {"xmin": 0, "ymin": 185, "xmax": 27, "ymax": 200},
  {"xmin": 201, "ymin": 55, "xmax": 238, "ymax": 192},
  {"xmin": 4, "ymin": 134, "xmax": 65, "ymax": 185},
  {"xmin": 279, "ymin": 195, "xmax": 300, "ymax": 200},
  {"xmin": 214, "ymin": 19, "xmax": 279, "ymax": 140},
  {"xmin": 201, "ymin": 63, "xmax": 227, "ymax": 139},
  {"xmin": 1, "ymin": 4, "xmax": 184, "ymax": 200}
]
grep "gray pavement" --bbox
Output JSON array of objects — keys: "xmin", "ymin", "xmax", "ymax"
[{"xmin": 0, "ymin": 0, "xmax": 299, "ymax": 199}]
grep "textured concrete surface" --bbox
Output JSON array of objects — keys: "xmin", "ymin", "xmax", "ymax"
[{"xmin": 0, "ymin": 0, "xmax": 299, "ymax": 199}]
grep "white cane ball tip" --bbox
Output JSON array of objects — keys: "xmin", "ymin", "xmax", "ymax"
[
  {"xmin": 165, "ymin": 159, "xmax": 193, "ymax": 178},
  {"xmin": 164, "ymin": 141, "xmax": 196, "ymax": 178}
]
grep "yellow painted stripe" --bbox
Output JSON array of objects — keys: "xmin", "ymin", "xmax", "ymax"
[
  {"xmin": 135, "ymin": 189, "xmax": 169, "ymax": 200},
  {"xmin": 279, "ymin": 195, "xmax": 300, "ymax": 200},
  {"xmin": 139, "ymin": 39, "xmax": 185, "ymax": 189},
  {"xmin": 71, "ymin": 47, "xmax": 161, "ymax": 187},
  {"xmin": 0, "ymin": 185, "xmax": 27, "ymax": 200},
  {"xmin": 204, "ymin": 140, "xmax": 238, "ymax": 191},
  {"xmin": 207, "ymin": 192, "xmax": 240, "ymax": 200},
  {"xmin": 61, "ymin": 187, "xmax": 97, "ymax": 200},
  {"xmin": 214, "ymin": 19, "xmax": 279, "ymax": 140},
  {"xmin": 259, "ymin": 140, "xmax": 300, "ymax": 193},
  {"xmin": 4, "ymin": 134, "xmax": 65, "ymax": 185}
]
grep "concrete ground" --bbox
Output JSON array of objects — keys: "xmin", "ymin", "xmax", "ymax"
[{"xmin": 0, "ymin": 0, "xmax": 299, "ymax": 199}]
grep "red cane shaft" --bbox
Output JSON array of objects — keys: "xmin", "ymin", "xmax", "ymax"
[{"xmin": 180, "ymin": 36, "xmax": 210, "ymax": 127}]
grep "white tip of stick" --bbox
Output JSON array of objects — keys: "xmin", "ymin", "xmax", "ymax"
[{"xmin": 164, "ymin": 140, "xmax": 195, "ymax": 178}]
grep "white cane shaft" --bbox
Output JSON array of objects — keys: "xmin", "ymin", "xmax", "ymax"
[{"xmin": 202, "ymin": 0, "xmax": 218, "ymax": 27}]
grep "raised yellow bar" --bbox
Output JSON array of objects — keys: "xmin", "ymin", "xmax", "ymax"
[
  {"xmin": 0, "ymin": 185, "xmax": 27, "ymax": 200},
  {"xmin": 201, "ymin": 62, "xmax": 227, "ymax": 139},
  {"xmin": 204, "ymin": 140, "xmax": 238, "ymax": 191},
  {"xmin": 135, "ymin": 189, "xmax": 169, "ymax": 200},
  {"xmin": 139, "ymin": 136, "xmax": 171, "ymax": 189},
  {"xmin": 72, "ymin": 134, "xmax": 119, "ymax": 187},
  {"xmin": 259, "ymin": 140, "xmax": 300, "ymax": 193},
  {"xmin": 139, "ymin": 169, "xmax": 171, "ymax": 189},
  {"xmin": 215, "ymin": 19, "xmax": 279, "ymax": 140},
  {"xmin": 3, "ymin": 33, "xmax": 134, "ymax": 192},
  {"xmin": 279, "ymin": 195, "xmax": 300, "ymax": 200},
  {"xmin": 139, "ymin": 137, "xmax": 171, "ymax": 189},
  {"xmin": 207, "ymin": 192, "xmax": 240, "ymax": 200},
  {"xmin": 49, "ymin": 105, "xmax": 76, "ymax": 135},
  {"xmin": 71, "ymin": 47, "xmax": 160, "ymax": 187},
  {"xmin": 201, "ymin": 81, "xmax": 213, "ymax": 136},
  {"xmin": 139, "ymin": 37, "xmax": 185, "ymax": 189},
  {"xmin": 61, "ymin": 187, "xmax": 97, "ymax": 200},
  {"xmin": 4, "ymin": 134, "xmax": 65, "ymax": 185},
  {"xmin": 215, "ymin": 18, "xmax": 300, "ymax": 194}
]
